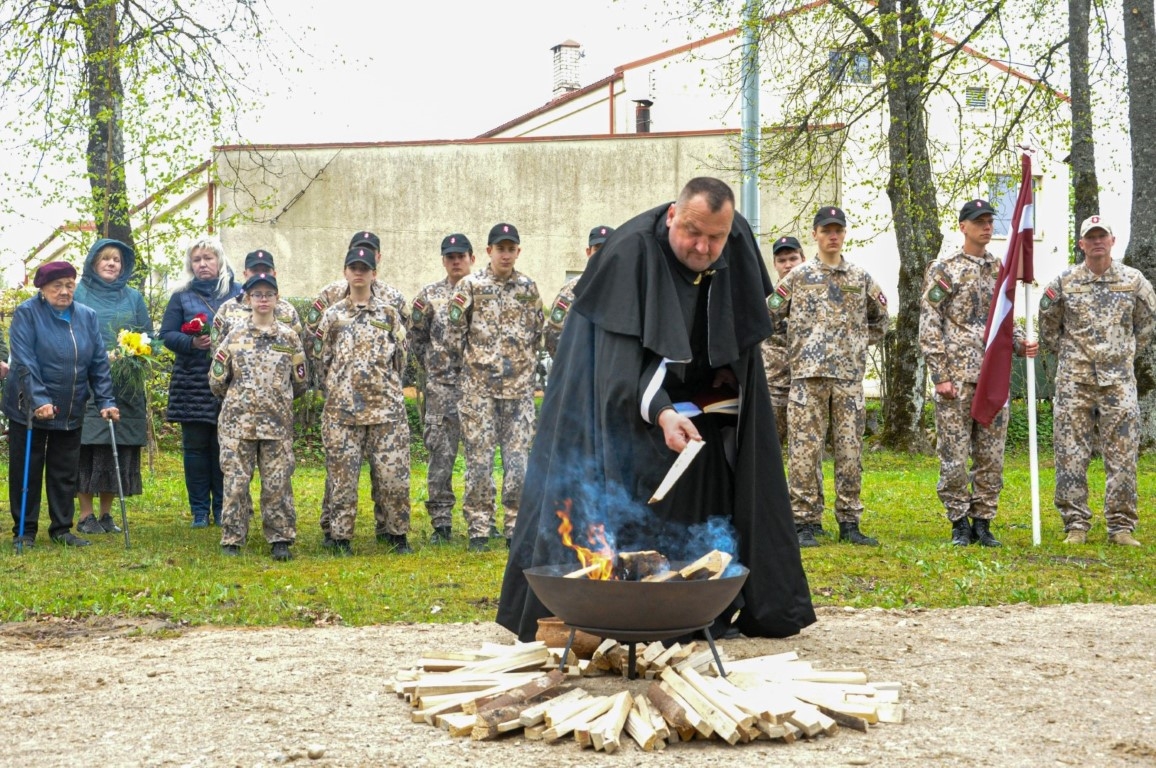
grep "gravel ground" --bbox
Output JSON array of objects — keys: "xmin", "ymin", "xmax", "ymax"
[{"xmin": 2, "ymin": 603, "xmax": 1155, "ymax": 767}]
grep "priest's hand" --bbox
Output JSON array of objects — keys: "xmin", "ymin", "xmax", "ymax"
[{"xmin": 658, "ymin": 408, "xmax": 702, "ymax": 452}]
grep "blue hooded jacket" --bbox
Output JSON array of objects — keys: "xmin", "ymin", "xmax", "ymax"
[{"xmin": 74, "ymin": 238, "xmax": 153, "ymax": 445}]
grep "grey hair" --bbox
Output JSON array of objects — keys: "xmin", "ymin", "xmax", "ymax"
[{"xmin": 183, "ymin": 236, "xmax": 234, "ymax": 298}]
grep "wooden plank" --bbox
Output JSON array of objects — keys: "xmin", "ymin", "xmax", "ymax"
[
  {"xmin": 625, "ymin": 703, "xmax": 662, "ymax": 751},
  {"xmin": 815, "ymin": 705, "xmax": 868, "ymax": 733},
  {"xmin": 706, "ymin": 675, "xmax": 796, "ymax": 723},
  {"xmin": 875, "ymin": 703, "xmax": 905, "ymax": 724},
  {"xmin": 659, "ymin": 669, "xmax": 741, "ymax": 744},
  {"xmin": 519, "ymin": 687, "xmax": 588, "ymax": 727},
  {"xmin": 437, "ymin": 712, "xmax": 477, "ymax": 737},
  {"xmin": 591, "ymin": 691, "xmax": 633, "ymax": 753},
  {"xmin": 634, "ymin": 693, "xmax": 669, "ymax": 741},
  {"xmin": 541, "ymin": 696, "xmax": 614, "ymax": 742},
  {"xmin": 681, "ymin": 667, "xmax": 757, "ymax": 730}
]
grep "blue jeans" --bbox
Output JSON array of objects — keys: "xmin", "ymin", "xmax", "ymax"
[{"xmin": 181, "ymin": 422, "xmax": 224, "ymax": 524}]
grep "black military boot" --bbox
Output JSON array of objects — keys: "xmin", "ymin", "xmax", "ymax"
[
  {"xmin": 382, "ymin": 533, "xmax": 413, "ymax": 554},
  {"xmin": 838, "ymin": 521, "xmax": 879, "ymax": 546},
  {"xmin": 951, "ymin": 517, "xmax": 975, "ymax": 546},
  {"xmin": 814, "ymin": 522, "xmax": 830, "ymax": 537},
  {"xmin": 970, "ymin": 518, "xmax": 1001, "ymax": 547},
  {"xmin": 430, "ymin": 526, "xmax": 453, "ymax": 544},
  {"xmin": 796, "ymin": 524, "xmax": 819, "ymax": 548}
]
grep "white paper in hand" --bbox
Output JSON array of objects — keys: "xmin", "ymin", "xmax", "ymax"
[{"xmin": 648, "ymin": 439, "xmax": 705, "ymax": 504}]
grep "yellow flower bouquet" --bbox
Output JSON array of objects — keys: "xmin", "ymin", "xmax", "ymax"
[{"xmin": 108, "ymin": 329, "xmax": 164, "ymax": 396}]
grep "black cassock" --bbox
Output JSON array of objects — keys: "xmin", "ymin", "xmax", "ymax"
[{"xmin": 496, "ymin": 202, "xmax": 815, "ymax": 641}]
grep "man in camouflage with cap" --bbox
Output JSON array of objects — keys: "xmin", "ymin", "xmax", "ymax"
[
  {"xmin": 305, "ymin": 231, "xmax": 408, "ymax": 545},
  {"xmin": 313, "ymin": 247, "xmax": 412, "ymax": 555},
  {"xmin": 769, "ymin": 206, "xmax": 889, "ymax": 548},
  {"xmin": 543, "ymin": 224, "xmax": 614, "ymax": 359},
  {"xmin": 410, "ymin": 233, "xmax": 476, "ymax": 544},
  {"xmin": 209, "ymin": 272, "xmax": 308, "ymax": 561},
  {"xmin": 210, "ymin": 249, "xmax": 304, "ymax": 357},
  {"xmin": 447, "ymin": 222, "xmax": 543, "ymax": 551},
  {"xmin": 762, "ymin": 235, "xmax": 806, "ymax": 450},
  {"xmin": 920, "ymin": 199, "xmax": 1038, "ymax": 547},
  {"xmin": 1039, "ymin": 214, "xmax": 1156, "ymax": 547}
]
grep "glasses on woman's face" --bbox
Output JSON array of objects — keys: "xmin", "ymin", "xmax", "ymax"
[{"xmin": 249, "ymin": 292, "xmax": 277, "ymax": 300}]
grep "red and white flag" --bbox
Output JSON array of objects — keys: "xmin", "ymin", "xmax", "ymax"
[{"xmin": 971, "ymin": 153, "xmax": 1035, "ymax": 426}]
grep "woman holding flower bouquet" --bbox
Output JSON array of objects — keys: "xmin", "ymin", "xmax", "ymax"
[
  {"xmin": 160, "ymin": 237, "xmax": 241, "ymax": 528},
  {"xmin": 74, "ymin": 239, "xmax": 154, "ymax": 535}
]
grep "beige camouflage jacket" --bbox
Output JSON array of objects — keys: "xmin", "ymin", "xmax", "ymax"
[
  {"xmin": 1038, "ymin": 261, "xmax": 1156, "ymax": 386},
  {"xmin": 210, "ymin": 295, "xmax": 304, "ymax": 356},
  {"xmin": 768, "ymin": 257, "xmax": 889, "ymax": 381},
  {"xmin": 446, "ymin": 265, "xmax": 543, "ymax": 398},
  {"xmin": 543, "ymin": 275, "xmax": 579, "ymax": 358},
  {"xmin": 761, "ymin": 304, "xmax": 791, "ymax": 406},
  {"xmin": 305, "ymin": 279, "xmax": 408, "ymax": 338},
  {"xmin": 209, "ymin": 319, "xmax": 307, "ymax": 440},
  {"xmin": 313, "ymin": 296, "xmax": 406, "ymax": 425},
  {"xmin": 410, "ymin": 278, "xmax": 464, "ymax": 386},
  {"xmin": 919, "ymin": 248, "xmax": 1026, "ymax": 385}
]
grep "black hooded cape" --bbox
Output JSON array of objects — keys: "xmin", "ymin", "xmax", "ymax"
[{"xmin": 496, "ymin": 202, "xmax": 815, "ymax": 641}]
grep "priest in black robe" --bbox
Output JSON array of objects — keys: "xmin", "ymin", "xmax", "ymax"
[{"xmin": 497, "ymin": 177, "xmax": 815, "ymax": 641}]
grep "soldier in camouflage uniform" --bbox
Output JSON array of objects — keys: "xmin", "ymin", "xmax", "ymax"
[
  {"xmin": 411, "ymin": 233, "xmax": 475, "ymax": 543},
  {"xmin": 209, "ymin": 273, "xmax": 307, "ymax": 561},
  {"xmin": 920, "ymin": 200, "xmax": 1038, "ymax": 547},
  {"xmin": 314, "ymin": 247, "xmax": 412, "ymax": 555},
  {"xmin": 1039, "ymin": 215, "xmax": 1156, "ymax": 547},
  {"xmin": 447, "ymin": 222, "xmax": 543, "ymax": 551},
  {"xmin": 543, "ymin": 225, "xmax": 614, "ymax": 358},
  {"xmin": 762, "ymin": 235, "xmax": 805, "ymax": 449},
  {"xmin": 769, "ymin": 206, "xmax": 888, "ymax": 548},
  {"xmin": 304, "ymin": 231, "xmax": 408, "ymax": 545},
  {"xmin": 210, "ymin": 249, "xmax": 304, "ymax": 356}
]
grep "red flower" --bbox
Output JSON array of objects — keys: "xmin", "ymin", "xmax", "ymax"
[{"xmin": 181, "ymin": 313, "xmax": 209, "ymax": 336}]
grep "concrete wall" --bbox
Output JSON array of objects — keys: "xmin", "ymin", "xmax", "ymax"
[{"xmin": 214, "ymin": 132, "xmax": 836, "ymax": 304}]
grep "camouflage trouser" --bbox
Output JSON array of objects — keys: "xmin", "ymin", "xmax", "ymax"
[
  {"xmin": 771, "ymin": 386, "xmax": 790, "ymax": 449},
  {"xmin": 1054, "ymin": 377, "xmax": 1139, "ymax": 534},
  {"xmin": 322, "ymin": 420, "xmax": 411, "ymax": 541},
  {"xmin": 423, "ymin": 380, "xmax": 463, "ymax": 529},
  {"xmin": 788, "ymin": 377, "xmax": 864, "ymax": 524},
  {"xmin": 219, "ymin": 435, "xmax": 297, "ymax": 547},
  {"xmin": 459, "ymin": 394, "xmax": 535, "ymax": 539},
  {"xmin": 933, "ymin": 381, "xmax": 1008, "ymax": 522}
]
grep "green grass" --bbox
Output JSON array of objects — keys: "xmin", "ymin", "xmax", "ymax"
[{"xmin": 1, "ymin": 447, "xmax": 1153, "ymax": 626}]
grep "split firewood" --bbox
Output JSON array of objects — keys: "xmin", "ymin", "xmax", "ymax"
[
  {"xmin": 518, "ymin": 687, "xmax": 588, "ymax": 727},
  {"xmin": 659, "ymin": 670, "xmax": 740, "ymax": 743},
  {"xmin": 589, "ymin": 638, "xmax": 619, "ymax": 671},
  {"xmin": 641, "ymin": 569, "xmax": 684, "ymax": 583},
  {"xmin": 785, "ymin": 700, "xmax": 826, "ymax": 738},
  {"xmin": 678, "ymin": 550, "xmax": 733, "ymax": 580},
  {"xmin": 681, "ymin": 667, "xmax": 758, "ymax": 736},
  {"xmin": 673, "ymin": 647, "xmax": 726, "ymax": 675},
  {"xmin": 650, "ymin": 642, "xmax": 684, "ymax": 671},
  {"xmin": 474, "ymin": 669, "xmax": 566, "ymax": 724},
  {"xmin": 614, "ymin": 550, "xmax": 670, "ymax": 580},
  {"xmin": 645, "ymin": 682, "xmax": 697, "ymax": 736},
  {"xmin": 543, "ymin": 692, "xmax": 602, "ymax": 728},
  {"xmin": 564, "ymin": 563, "xmax": 602, "ymax": 579},
  {"xmin": 634, "ymin": 693, "xmax": 669, "ymax": 741},
  {"xmin": 541, "ymin": 696, "xmax": 614, "ymax": 742},
  {"xmin": 605, "ymin": 644, "xmax": 630, "ymax": 675},
  {"xmin": 625, "ymin": 704, "xmax": 663, "ymax": 751},
  {"xmin": 635, "ymin": 642, "xmax": 666, "ymax": 676},
  {"xmin": 814, "ymin": 705, "xmax": 868, "ymax": 733},
  {"xmin": 523, "ymin": 724, "xmax": 547, "ymax": 740},
  {"xmin": 453, "ymin": 647, "xmax": 551, "ymax": 675},
  {"xmin": 791, "ymin": 687, "xmax": 880, "ymax": 724},
  {"xmin": 874, "ymin": 703, "xmax": 905, "ymax": 724},
  {"xmin": 410, "ymin": 673, "xmax": 540, "ymax": 705},
  {"xmin": 438, "ymin": 712, "xmax": 477, "ymax": 737},
  {"xmin": 590, "ymin": 691, "xmax": 634, "ymax": 752}
]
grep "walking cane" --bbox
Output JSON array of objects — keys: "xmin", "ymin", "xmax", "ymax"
[
  {"xmin": 15, "ymin": 370, "xmax": 34, "ymax": 554},
  {"xmin": 107, "ymin": 417, "xmax": 130, "ymax": 549}
]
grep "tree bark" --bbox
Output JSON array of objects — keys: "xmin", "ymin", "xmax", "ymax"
[
  {"xmin": 1123, "ymin": 0, "xmax": 1156, "ymax": 446},
  {"xmin": 83, "ymin": 0, "xmax": 134, "ymax": 249},
  {"xmin": 1069, "ymin": 0, "xmax": 1097, "ymax": 263},
  {"xmin": 878, "ymin": 0, "xmax": 939, "ymax": 451}
]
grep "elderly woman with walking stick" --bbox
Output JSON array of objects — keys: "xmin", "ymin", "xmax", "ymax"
[{"xmin": 3, "ymin": 261, "xmax": 119, "ymax": 549}]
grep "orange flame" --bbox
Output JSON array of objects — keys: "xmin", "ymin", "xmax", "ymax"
[{"xmin": 556, "ymin": 500, "xmax": 616, "ymax": 579}]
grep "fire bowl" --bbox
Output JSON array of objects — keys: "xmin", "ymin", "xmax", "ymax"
[{"xmin": 524, "ymin": 562, "xmax": 749, "ymax": 642}]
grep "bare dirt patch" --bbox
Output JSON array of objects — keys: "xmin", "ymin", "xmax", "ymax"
[{"xmin": 2, "ymin": 603, "xmax": 1154, "ymax": 767}]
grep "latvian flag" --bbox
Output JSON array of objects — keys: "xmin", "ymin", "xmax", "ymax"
[{"xmin": 971, "ymin": 153, "xmax": 1035, "ymax": 426}]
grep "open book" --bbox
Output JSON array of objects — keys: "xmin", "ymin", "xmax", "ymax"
[{"xmin": 671, "ymin": 385, "xmax": 740, "ymax": 417}]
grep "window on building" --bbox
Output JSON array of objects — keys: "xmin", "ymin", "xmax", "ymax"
[
  {"xmin": 965, "ymin": 86, "xmax": 988, "ymax": 109},
  {"xmin": 828, "ymin": 50, "xmax": 872, "ymax": 85},
  {"xmin": 989, "ymin": 174, "xmax": 1039, "ymax": 237}
]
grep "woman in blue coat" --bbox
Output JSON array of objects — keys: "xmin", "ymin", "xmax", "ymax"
[
  {"xmin": 74, "ymin": 238, "xmax": 153, "ymax": 535},
  {"xmin": 4, "ymin": 261, "xmax": 120, "ymax": 548},
  {"xmin": 159, "ymin": 237, "xmax": 241, "ymax": 527}
]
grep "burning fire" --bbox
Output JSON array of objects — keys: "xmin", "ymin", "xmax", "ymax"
[{"xmin": 556, "ymin": 500, "xmax": 615, "ymax": 579}]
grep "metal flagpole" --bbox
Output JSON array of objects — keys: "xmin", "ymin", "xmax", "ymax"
[{"xmin": 1024, "ymin": 282, "xmax": 1041, "ymax": 546}]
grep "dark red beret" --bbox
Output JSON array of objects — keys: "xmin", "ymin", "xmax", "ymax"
[{"xmin": 33, "ymin": 261, "xmax": 78, "ymax": 288}]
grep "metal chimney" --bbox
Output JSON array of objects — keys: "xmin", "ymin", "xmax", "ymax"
[
  {"xmin": 634, "ymin": 99, "xmax": 653, "ymax": 133},
  {"xmin": 551, "ymin": 40, "xmax": 582, "ymax": 98}
]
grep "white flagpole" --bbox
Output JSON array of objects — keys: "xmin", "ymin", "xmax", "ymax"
[{"xmin": 1024, "ymin": 282, "xmax": 1041, "ymax": 546}]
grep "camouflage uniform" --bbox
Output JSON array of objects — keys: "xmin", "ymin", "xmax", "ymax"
[
  {"xmin": 446, "ymin": 265, "xmax": 543, "ymax": 539},
  {"xmin": 211, "ymin": 295, "xmax": 304, "ymax": 355},
  {"xmin": 543, "ymin": 276, "xmax": 578, "ymax": 359},
  {"xmin": 761, "ymin": 301, "xmax": 791, "ymax": 447},
  {"xmin": 209, "ymin": 318, "xmax": 307, "ymax": 548},
  {"xmin": 919, "ymin": 248, "xmax": 1026, "ymax": 523},
  {"xmin": 769, "ymin": 258, "xmax": 888, "ymax": 525},
  {"xmin": 306, "ymin": 278, "xmax": 408, "ymax": 537},
  {"xmin": 314, "ymin": 295, "xmax": 411, "ymax": 542},
  {"xmin": 1039, "ymin": 261, "xmax": 1156, "ymax": 535},
  {"xmin": 411, "ymin": 279, "xmax": 468, "ymax": 530}
]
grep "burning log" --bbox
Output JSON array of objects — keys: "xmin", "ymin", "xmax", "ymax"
[
  {"xmin": 614, "ymin": 550, "xmax": 670, "ymax": 580},
  {"xmin": 641, "ymin": 570, "xmax": 684, "ymax": 583},
  {"xmin": 678, "ymin": 550, "xmax": 733, "ymax": 580},
  {"xmin": 564, "ymin": 563, "xmax": 602, "ymax": 579}
]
